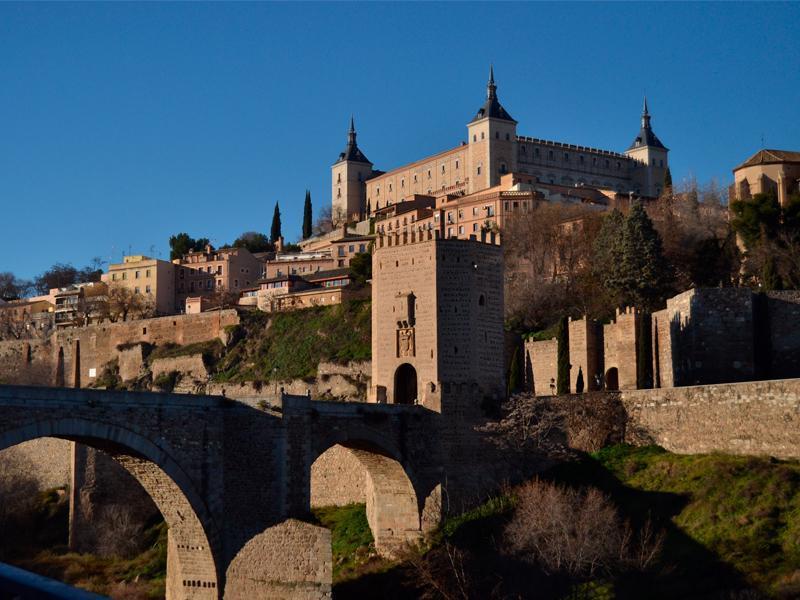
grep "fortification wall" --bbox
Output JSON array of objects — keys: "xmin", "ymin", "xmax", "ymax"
[
  {"xmin": 767, "ymin": 291, "xmax": 800, "ymax": 379},
  {"xmin": 621, "ymin": 379, "xmax": 800, "ymax": 458},
  {"xmin": 652, "ymin": 288, "xmax": 754, "ymax": 388},
  {"xmin": 0, "ymin": 339, "xmax": 53, "ymax": 385},
  {"xmin": 568, "ymin": 318, "xmax": 602, "ymax": 392},
  {"xmin": 2, "ymin": 310, "xmax": 239, "ymax": 388},
  {"xmin": 603, "ymin": 308, "xmax": 639, "ymax": 390},
  {"xmin": 526, "ymin": 338, "xmax": 557, "ymax": 396}
]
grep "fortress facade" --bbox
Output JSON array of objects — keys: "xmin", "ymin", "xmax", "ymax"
[{"xmin": 332, "ymin": 68, "xmax": 669, "ymax": 225}]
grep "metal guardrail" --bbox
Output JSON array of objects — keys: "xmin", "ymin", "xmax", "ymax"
[{"xmin": 0, "ymin": 561, "xmax": 107, "ymax": 599}]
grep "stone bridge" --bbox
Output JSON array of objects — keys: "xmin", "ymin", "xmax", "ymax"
[{"xmin": 0, "ymin": 385, "xmax": 446, "ymax": 599}]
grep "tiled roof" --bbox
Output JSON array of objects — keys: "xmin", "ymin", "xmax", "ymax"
[{"xmin": 734, "ymin": 149, "xmax": 800, "ymax": 171}]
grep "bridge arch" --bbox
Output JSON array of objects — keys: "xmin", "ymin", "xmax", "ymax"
[
  {"xmin": 0, "ymin": 417, "xmax": 223, "ymax": 599},
  {"xmin": 312, "ymin": 431, "xmax": 423, "ymax": 557}
]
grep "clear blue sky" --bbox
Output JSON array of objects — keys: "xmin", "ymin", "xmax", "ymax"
[{"xmin": 2, "ymin": 2, "xmax": 799, "ymax": 279}]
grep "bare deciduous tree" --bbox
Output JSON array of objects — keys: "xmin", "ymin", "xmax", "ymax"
[
  {"xmin": 313, "ymin": 205, "xmax": 335, "ymax": 236},
  {"xmin": 504, "ymin": 479, "xmax": 663, "ymax": 577}
]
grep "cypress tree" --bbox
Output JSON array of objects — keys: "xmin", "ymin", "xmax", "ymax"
[
  {"xmin": 302, "ymin": 191, "xmax": 313, "ymax": 239},
  {"xmin": 507, "ymin": 345, "xmax": 522, "ymax": 398},
  {"xmin": 270, "ymin": 202, "xmax": 282, "ymax": 243},
  {"xmin": 663, "ymin": 167, "xmax": 673, "ymax": 191},
  {"xmin": 575, "ymin": 367, "xmax": 584, "ymax": 394},
  {"xmin": 636, "ymin": 313, "xmax": 653, "ymax": 389},
  {"xmin": 556, "ymin": 316, "xmax": 570, "ymax": 395}
]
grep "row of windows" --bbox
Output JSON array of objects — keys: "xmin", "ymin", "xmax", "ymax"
[
  {"xmin": 111, "ymin": 269, "xmax": 151, "ymax": 281},
  {"xmin": 373, "ymin": 161, "xmax": 461, "ymax": 196},
  {"xmin": 520, "ymin": 145, "xmax": 627, "ymax": 170},
  {"xmin": 177, "ymin": 278, "xmax": 249, "ymax": 292},
  {"xmin": 472, "ymin": 131, "xmax": 512, "ymax": 142}
]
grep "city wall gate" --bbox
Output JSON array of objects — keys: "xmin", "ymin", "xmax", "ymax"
[{"xmin": 0, "ymin": 385, "xmax": 442, "ymax": 599}]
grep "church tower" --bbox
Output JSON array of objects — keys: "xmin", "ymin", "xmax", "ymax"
[
  {"xmin": 625, "ymin": 98, "xmax": 669, "ymax": 197},
  {"xmin": 331, "ymin": 117, "xmax": 373, "ymax": 225},
  {"xmin": 467, "ymin": 67, "xmax": 518, "ymax": 194}
]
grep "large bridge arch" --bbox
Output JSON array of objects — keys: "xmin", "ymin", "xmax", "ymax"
[{"xmin": 0, "ymin": 417, "xmax": 223, "ymax": 599}]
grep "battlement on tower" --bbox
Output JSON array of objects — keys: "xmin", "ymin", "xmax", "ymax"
[
  {"xmin": 375, "ymin": 227, "xmax": 502, "ymax": 249},
  {"xmin": 371, "ymin": 230, "xmax": 505, "ymax": 412}
]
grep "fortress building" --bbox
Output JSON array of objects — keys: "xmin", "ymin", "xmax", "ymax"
[{"xmin": 331, "ymin": 68, "xmax": 669, "ymax": 226}]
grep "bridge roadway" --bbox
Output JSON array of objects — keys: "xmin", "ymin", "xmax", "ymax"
[{"xmin": 0, "ymin": 385, "xmax": 443, "ymax": 599}]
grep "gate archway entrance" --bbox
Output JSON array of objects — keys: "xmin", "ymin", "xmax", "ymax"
[
  {"xmin": 394, "ymin": 363, "xmax": 418, "ymax": 404},
  {"xmin": 605, "ymin": 367, "xmax": 619, "ymax": 391}
]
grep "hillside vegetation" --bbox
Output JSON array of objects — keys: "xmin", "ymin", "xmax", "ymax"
[{"xmin": 213, "ymin": 300, "xmax": 371, "ymax": 383}]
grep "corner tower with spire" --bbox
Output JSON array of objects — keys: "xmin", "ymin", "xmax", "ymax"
[
  {"xmin": 331, "ymin": 116, "xmax": 374, "ymax": 225},
  {"xmin": 467, "ymin": 66, "xmax": 518, "ymax": 193},
  {"xmin": 624, "ymin": 97, "xmax": 669, "ymax": 197}
]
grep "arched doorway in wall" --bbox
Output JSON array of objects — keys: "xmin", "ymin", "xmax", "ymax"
[
  {"xmin": 310, "ymin": 439, "xmax": 423, "ymax": 557},
  {"xmin": 394, "ymin": 363, "xmax": 418, "ymax": 405},
  {"xmin": 0, "ymin": 420, "xmax": 221, "ymax": 599},
  {"xmin": 605, "ymin": 368, "xmax": 619, "ymax": 391}
]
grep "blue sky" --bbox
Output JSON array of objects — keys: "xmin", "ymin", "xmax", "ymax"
[{"xmin": 2, "ymin": 2, "xmax": 799, "ymax": 279}]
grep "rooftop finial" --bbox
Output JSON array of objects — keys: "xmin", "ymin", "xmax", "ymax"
[
  {"xmin": 641, "ymin": 97, "xmax": 651, "ymax": 129},
  {"xmin": 643, "ymin": 96, "xmax": 649, "ymax": 116},
  {"xmin": 348, "ymin": 115, "xmax": 356, "ymax": 145},
  {"xmin": 487, "ymin": 64, "xmax": 497, "ymax": 99}
]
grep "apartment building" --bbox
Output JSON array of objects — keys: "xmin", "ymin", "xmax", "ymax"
[{"xmin": 102, "ymin": 255, "xmax": 177, "ymax": 315}]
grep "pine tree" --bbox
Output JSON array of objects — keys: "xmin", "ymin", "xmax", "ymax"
[
  {"xmin": 663, "ymin": 167, "xmax": 673, "ymax": 191},
  {"xmin": 302, "ymin": 191, "xmax": 313, "ymax": 239},
  {"xmin": 270, "ymin": 202, "xmax": 282, "ymax": 243},
  {"xmin": 593, "ymin": 209, "xmax": 626, "ymax": 304},
  {"xmin": 556, "ymin": 316, "xmax": 570, "ymax": 395}
]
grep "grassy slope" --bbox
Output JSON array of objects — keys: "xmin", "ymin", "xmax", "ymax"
[
  {"xmin": 590, "ymin": 445, "xmax": 800, "ymax": 597},
  {"xmin": 330, "ymin": 446, "xmax": 800, "ymax": 599},
  {"xmin": 214, "ymin": 300, "xmax": 371, "ymax": 382}
]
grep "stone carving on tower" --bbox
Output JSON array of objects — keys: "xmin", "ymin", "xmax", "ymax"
[{"xmin": 395, "ymin": 291, "xmax": 416, "ymax": 358}]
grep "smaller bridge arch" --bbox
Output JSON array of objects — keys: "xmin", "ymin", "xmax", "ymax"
[{"xmin": 311, "ymin": 431, "xmax": 423, "ymax": 556}]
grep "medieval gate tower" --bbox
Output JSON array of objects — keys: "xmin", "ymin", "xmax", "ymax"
[{"xmin": 370, "ymin": 227, "xmax": 505, "ymax": 413}]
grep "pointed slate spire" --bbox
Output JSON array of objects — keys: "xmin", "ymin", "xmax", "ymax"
[
  {"xmin": 470, "ymin": 66, "xmax": 515, "ymax": 123},
  {"xmin": 348, "ymin": 115, "xmax": 357, "ymax": 145},
  {"xmin": 627, "ymin": 97, "xmax": 666, "ymax": 151},
  {"xmin": 487, "ymin": 64, "xmax": 497, "ymax": 99},
  {"xmin": 334, "ymin": 115, "xmax": 371, "ymax": 165}
]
